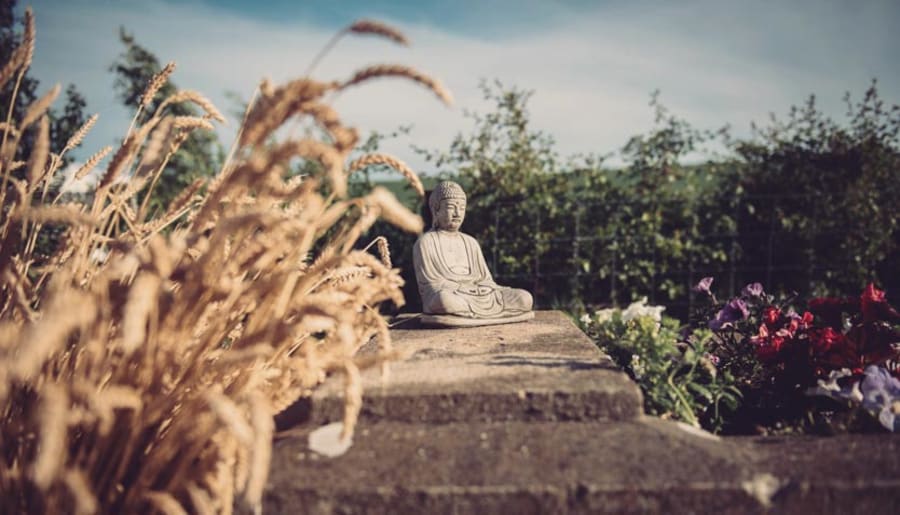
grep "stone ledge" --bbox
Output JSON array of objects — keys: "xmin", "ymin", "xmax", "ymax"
[
  {"xmin": 268, "ymin": 310, "xmax": 900, "ymax": 514},
  {"xmin": 287, "ymin": 311, "xmax": 643, "ymax": 425},
  {"xmin": 266, "ymin": 418, "xmax": 900, "ymax": 514}
]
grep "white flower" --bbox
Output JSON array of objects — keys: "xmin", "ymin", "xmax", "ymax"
[
  {"xmin": 630, "ymin": 354, "xmax": 646, "ymax": 379},
  {"xmin": 806, "ymin": 368, "xmax": 864, "ymax": 403},
  {"xmin": 579, "ymin": 313, "xmax": 592, "ymax": 325},
  {"xmin": 621, "ymin": 297, "xmax": 665, "ymax": 323},
  {"xmin": 592, "ymin": 308, "xmax": 616, "ymax": 324}
]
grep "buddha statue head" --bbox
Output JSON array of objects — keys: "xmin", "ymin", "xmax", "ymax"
[{"xmin": 429, "ymin": 181, "xmax": 467, "ymax": 232}]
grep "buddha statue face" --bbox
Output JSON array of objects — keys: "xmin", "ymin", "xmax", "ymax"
[
  {"xmin": 430, "ymin": 181, "xmax": 467, "ymax": 232},
  {"xmin": 435, "ymin": 198, "xmax": 466, "ymax": 232}
]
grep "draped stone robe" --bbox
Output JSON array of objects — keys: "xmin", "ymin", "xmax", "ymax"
[{"xmin": 412, "ymin": 230, "xmax": 532, "ymax": 318}]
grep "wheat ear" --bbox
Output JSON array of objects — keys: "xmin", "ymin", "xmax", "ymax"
[
  {"xmin": 347, "ymin": 20, "xmax": 409, "ymax": 45},
  {"xmin": 74, "ymin": 146, "xmax": 112, "ymax": 180},
  {"xmin": 347, "ymin": 153, "xmax": 424, "ymax": 197},
  {"xmin": 341, "ymin": 64, "xmax": 453, "ymax": 106},
  {"xmin": 62, "ymin": 114, "xmax": 99, "ymax": 153}
]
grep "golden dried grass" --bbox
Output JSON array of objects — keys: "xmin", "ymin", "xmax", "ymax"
[
  {"xmin": 347, "ymin": 19, "xmax": 410, "ymax": 46},
  {"xmin": 20, "ymin": 83, "xmax": 61, "ymax": 132},
  {"xmin": 141, "ymin": 61, "xmax": 176, "ymax": 108},
  {"xmin": 341, "ymin": 64, "xmax": 453, "ymax": 106},
  {"xmin": 74, "ymin": 145, "xmax": 112, "ymax": 180},
  {"xmin": 348, "ymin": 153, "xmax": 425, "ymax": 197},
  {"xmin": 63, "ymin": 113, "xmax": 99, "ymax": 153},
  {"xmin": 158, "ymin": 89, "xmax": 227, "ymax": 123},
  {"xmin": 0, "ymin": 12, "xmax": 446, "ymax": 515}
]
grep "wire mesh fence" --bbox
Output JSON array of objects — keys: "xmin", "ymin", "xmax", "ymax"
[{"xmin": 481, "ymin": 193, "xmax": 894, "ymax": 319}]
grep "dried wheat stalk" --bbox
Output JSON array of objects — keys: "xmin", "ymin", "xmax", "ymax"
[
  {"xmin": 341, "ymin": 64, "xmax": 453, "ymax": 106},
  {"xmin": 348, "ymin": 153, "xmax": 425, "ymax": 197},
  {"xmin": 347, "ymin": 19, "xmax": 410, "ymax": 46},
  {"xmin": 141, "ymin": 61, "xmax": 176, "ymax": 107},
  {"xmin": 159, "ymin": 90, "xmax": 226, "ymax": 123},
  {"xmin": 20, "ymin": 83, "xmax": 61, "ymax": 132},
  {"xmin": 74, "ymin": 145, "xmax": 113, "ymax": 180},
  {"xmin": 63, "ymin": 113, "xmax": 99, "ymax": 153},
  {"xmin": 0, "ymin": 13, "xmax": 448, "ymax": 515}
]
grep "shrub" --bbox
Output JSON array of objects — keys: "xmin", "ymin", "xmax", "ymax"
[{"xmin": 580, "ymin": 298, "xmax": 741, "ymax": 432}]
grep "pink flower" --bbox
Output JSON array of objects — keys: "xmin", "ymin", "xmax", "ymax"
[{"xmin": 693, "ymin": 277, "xmax": 714, "ymax": 295}]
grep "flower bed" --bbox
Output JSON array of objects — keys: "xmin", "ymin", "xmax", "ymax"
[{"xmin": 580, "ymin": 282, "xmax": 900, "ymax": 434}]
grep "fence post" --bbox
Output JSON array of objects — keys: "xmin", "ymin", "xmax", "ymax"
[
  {"xmin": 533, "ymin": 208, "xmax": 541, "ymax": 300},
  {"xmin": 492, "ymin": 205, "xmax": 499, "ymax": 274},
  {"xmin": 572, "ymin": 203, "xmax": 581, "ymax": 301},
  {"xmin": 766, "ymin": 199, "xmax": 776, "ymax": 291},
  {"xmin": 728, "ymin": 199, "xmax": 739, "ymax": 298},
  {"xmin": 610, "ymin": 236, "xmax": 617, "ymax": 306}
]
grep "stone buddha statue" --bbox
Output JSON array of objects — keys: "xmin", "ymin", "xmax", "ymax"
[{"xmin": 413, "ymin": 181, "xmax": 534, "ymax": 327}]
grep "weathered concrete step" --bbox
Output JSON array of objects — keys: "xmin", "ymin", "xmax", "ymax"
[
  {"xmin": 265, "ymin": 419, "xmax": 900, "ymax": 514},
  {"xmin": 279, "ymin": 311, "xmax": 642, "ymax": 426}
]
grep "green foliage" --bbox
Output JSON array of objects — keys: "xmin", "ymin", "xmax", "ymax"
[
  {"xmin": 1, "ymin": 0, "xmax": 87, "ymax": 166},
  {"xmin": 417, "ymin": 81, "xmax": 574, "ymax": 303},
  {"xmin": 417, "ymin": 79, "xmax": 898, "ymax": 314},
  {"xmin": 110, "ymin": 28, "xmax": 223, "ymax": 216},
  {"xmin": 1, "ymin": 0, "xmax": 87, "ymax": 264},
  {"xmin": 418, "ymin": 81, "xmax": 739, "ymax": 313},
  {"xmin": 734, "ymin": 82, "xmax": 900, "ymax": 296},
  {"xmin": 580, "ymin": 303, "xmax": 741, "ymax": 432}
]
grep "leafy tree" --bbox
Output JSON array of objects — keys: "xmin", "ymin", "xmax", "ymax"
[
  {"xmin": 612, "ymin": 94, "xmax": 738, "ymax": 311},
  {"xmin": 1, "ymin": 0, "xmax": 87, "ymax": 166},
  {"xmin": 734, "ymin": 82, "xmax": 900, "ymax": 296},
  {"xmin": 1, "ymin": 0, "xmax": 88, "ymax": 265},
  {"xmin": 417, "ymin": 81, "xmax": 573, "ymax": 305},
  {"xmin": 109, "ymin": 28, "xmax": 223, "ymax": 216},
  {"xmin": 417, "ymin": 82, "xmax": 736, "ymax": 313},
  {"xmin": 407, "ymin": 77, "xmax": 898, "ymax": 316}
]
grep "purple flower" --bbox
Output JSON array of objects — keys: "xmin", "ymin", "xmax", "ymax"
[
  {"xmin": 693, "ymin": 277, "xmax": 714, "ymax": 295},
  {"xmin": 741, "ymin": 282, "xmax": 764, "ymax": 298},
  {"xmin": 860, "ymin": 366, "xmax": 900, "ymax": 432},
  {"xmin": 709, "ymin": 298, "xmax": 750, "ymax": 330}
]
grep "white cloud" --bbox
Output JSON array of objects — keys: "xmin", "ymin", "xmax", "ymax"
[
  {"xmin": 59, "ymin": 160, "xmax": 101, "ymax": 195},
  {"xmin": 25, "ymin": 0, "xmax": 900, "ymax": 175}
]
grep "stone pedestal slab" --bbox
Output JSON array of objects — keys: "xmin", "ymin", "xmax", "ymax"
[{"xmin": 293, "ymin": 311, "xmax": 642, "ymax": 425}]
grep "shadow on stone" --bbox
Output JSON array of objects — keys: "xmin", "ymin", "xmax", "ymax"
[
  {"xmin": 486, "ymin": 355, "xmax": 614, "ymax": 371},
  {"xmin": 274, "ymin": 396, "xmax": 312, "ymax": 432},
  {"xmin": 408, "ymin": 347, "xmax": 464, "ymax": 361}
]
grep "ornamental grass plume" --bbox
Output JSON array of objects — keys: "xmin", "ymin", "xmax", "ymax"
[{"xmin": 0, "ymin": 12, "xmax": 442, "ymax": 514}]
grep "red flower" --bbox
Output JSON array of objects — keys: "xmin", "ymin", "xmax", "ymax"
[
  {"xmin": 786, "ymin": 318, "xmax": 799, "ymax": 335},
  {"xmin": 762, "ymin": 306, "xmax": 780, "ymax": 327},
  {"xmin": 809, "ymin": 327, "xmax": 844, "ymax": 353},
  {"xmin": 861, "ymin": 283, "xmax": 886, "ymax": 323},
  {"xmin": 755, "ymin": 335, "xmax": 785, "ymax": 362},
  {"xmin": 860, "ymin": 283, "xmax": 900, "ymax": 324},
  {"xmin": 751, "ymin": 322, "xmax": 786, "ymax": 362},
  {"xmin": 801, "ymin": 311, "xmax": 814, "ymax": 326},
  {"xmin": 808, "ymin": 296, "xmax": 857, "ymax": 329}
]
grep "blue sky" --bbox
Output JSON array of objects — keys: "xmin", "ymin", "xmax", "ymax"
[{"xmin": 18, "ymin": 0, "xmax": 900, "ymax": 177}]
